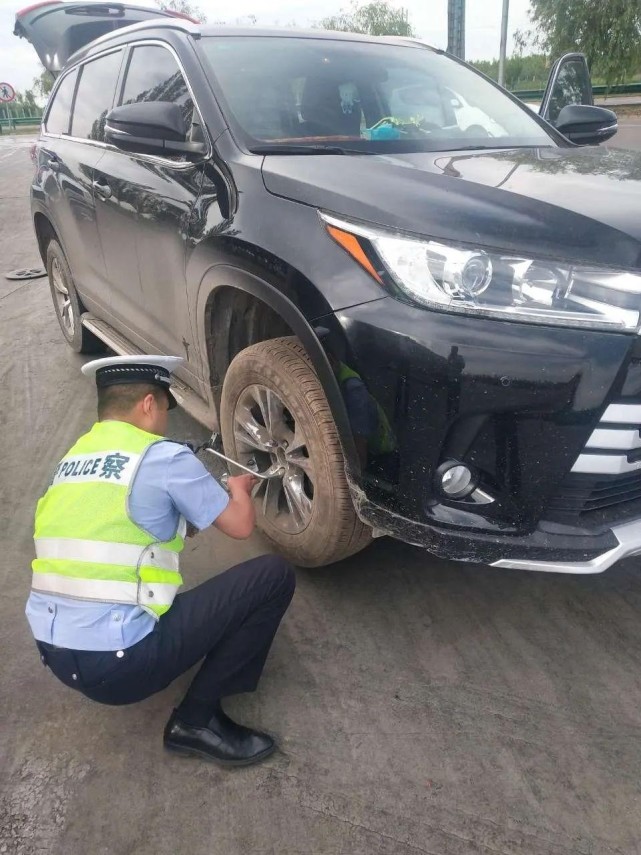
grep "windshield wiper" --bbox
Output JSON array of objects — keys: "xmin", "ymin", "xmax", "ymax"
[
  {"xmin": 249, "ymin": 143, "xmax": 372, "ymax": 156},
  {"xmin": 446, "ymin": 144, "xmax": 528, "ymax": 151}
]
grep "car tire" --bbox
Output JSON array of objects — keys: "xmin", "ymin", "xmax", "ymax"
[
  {"xmin": 220, "ymin": 336, "xmax": 372, "ymax": 567},
  {"xmin": 46, "ymin": 240, "xmax": 105, "ymax": 354}
]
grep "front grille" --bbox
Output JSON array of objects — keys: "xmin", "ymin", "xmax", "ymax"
[
  {"xmin": 550, "ymin": 399, "xmax": 641, "ymax": 524},
  {"xmin": 550, "ymin": 471, "xmax": 641, "ymax": 514}
]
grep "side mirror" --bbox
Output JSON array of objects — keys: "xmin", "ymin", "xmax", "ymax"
[
  {"xmin": 105, "ymin": 101, "xmax": 206, "ymax": 157},
  {"xmin": 555, "ymin": 104, "xmax": 618, "ymax": 146}
]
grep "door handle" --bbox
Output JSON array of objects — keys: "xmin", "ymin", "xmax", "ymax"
[{"xmin": 92, "ymin": 179, "xmax": 112, "ymax": 199}]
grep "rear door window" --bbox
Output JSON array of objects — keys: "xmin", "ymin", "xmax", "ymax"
[
  {"xmin": 45, "ymin": 69, "xmax": 78, "ymax": 135},
  {"xmin": 71, "ymin": 50, "xmax": 124, "ymax": 141},
  {"xmin": 120, "ymin": 45, "xmax": 195, "ymax": 130}
]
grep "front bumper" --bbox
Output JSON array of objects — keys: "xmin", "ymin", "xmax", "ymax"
[
  {"xmin": 351, "ymin": 480, "xmax": 641, "ymax": 572},
  {"xmin": 493, "ymin": 519, "xmax": 641, "ymax": 573},
  {"xmin": 330, "ymin": 297, "xmax": 641, "ymax": 573}
]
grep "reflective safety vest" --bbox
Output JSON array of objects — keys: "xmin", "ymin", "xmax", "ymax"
[
  {"xmin": 31, "ymin": 420, "xmax": 185, "ymax": 619},
  {"xmin": 335, "ymin": 362, "xmax": 396, "ymax": 455}
]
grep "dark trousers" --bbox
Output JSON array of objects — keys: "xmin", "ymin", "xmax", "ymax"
[{"xmin": 37, "ymin": 555, "xmax": 295, "ymax": 711}]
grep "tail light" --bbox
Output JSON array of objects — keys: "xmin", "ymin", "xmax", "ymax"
[{"xmin": 16, "ymin": 1, "xmax": 62, "ymax": 18}]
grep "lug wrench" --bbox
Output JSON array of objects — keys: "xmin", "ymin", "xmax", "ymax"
[{"xmin": 199, "ymin": 433, "xmax": 285, "ymax": 485}]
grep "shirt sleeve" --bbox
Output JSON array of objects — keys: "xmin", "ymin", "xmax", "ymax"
[{"xmin": 165, "ymin": 446, "xmax": 229, "ymax": 531}]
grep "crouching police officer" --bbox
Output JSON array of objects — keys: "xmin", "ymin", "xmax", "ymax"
[{"xmin": 26, "ymin": 355, "xmax": 295, "ymax": 767}]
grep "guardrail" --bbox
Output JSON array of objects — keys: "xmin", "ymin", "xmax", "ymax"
[
  {"xmin": 0, "ymin": 116, "xmax": 41, "ymax": 129},
  {"xmin": 3, "ymin": 81, "xmax": 641, "ymax": 127},
  {"xmin": 513, "ymin": 81, "xmax": 641, "ymax": 100}
]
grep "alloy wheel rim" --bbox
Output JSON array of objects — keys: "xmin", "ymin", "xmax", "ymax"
[
  {"xmin": 233, "ymin": 384, "xmax": 314, "ymax": 533},
  {"xmin": 51, "ymin": 258, "xmax": 75, "ymax": 336}
]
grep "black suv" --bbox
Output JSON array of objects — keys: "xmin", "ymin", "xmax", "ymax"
[{"xmin": 17, "ymin": 2, "xmax": 641, "ymax": 573}]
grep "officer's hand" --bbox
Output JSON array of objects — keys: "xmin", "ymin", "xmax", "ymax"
[
  {"xmin": 214, "ymin": 474, "xmax": 257, "ymax": 539},
  {"xmin": 226, "ymin": 474, "xmax": 258, "ymax": 496}
]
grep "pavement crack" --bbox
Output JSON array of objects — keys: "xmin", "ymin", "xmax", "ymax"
[
  {"xmin": 0, "ymin": 281, "xmax": 32, "ymax": 301},
  {"xmin": 262, "ymin": 770, "xmax": 620, "ymax": 855},
  {"xmin": 292, "ymin": 802, "xmax": 441, "ymax": 855}
]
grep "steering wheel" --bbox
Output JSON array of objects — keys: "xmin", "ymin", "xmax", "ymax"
[{"xmin": 465, "ymin": 124, "xmax": 491, "ymax": 138}]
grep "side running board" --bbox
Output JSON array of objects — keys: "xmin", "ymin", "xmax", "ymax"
[{"xmin": 81, "ymin": 313, "xmax": 217, "ymax": 430}]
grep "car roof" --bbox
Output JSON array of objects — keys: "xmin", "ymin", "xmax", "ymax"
[{"xmin": 71, "ymin": 20, "xmax": 436, "ymax": 66}]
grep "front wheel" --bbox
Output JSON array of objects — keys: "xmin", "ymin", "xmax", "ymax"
[{"xmin": 220, "ymin": 337, "xmax": 371, "ymax": 567}]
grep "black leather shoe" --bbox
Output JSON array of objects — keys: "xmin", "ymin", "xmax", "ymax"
[{"xmin": 163, "ymin": 708, "xmax": 275, "ymax": 767}]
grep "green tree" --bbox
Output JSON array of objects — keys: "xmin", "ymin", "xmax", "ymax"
[
  {"xmin": 21, "ymin": 89, "xmax": 38, "ymax": 113},
  {"xmin": 471, "ymin": 54, "xmax": 550, "ymax": 90},
  {"xmin": 155, "ymin": 0, "xmax": 206, "ymax": 23},
  {"xmin": 33, "ymin": 68, "xmax": 54, "ymax": 100},
  {"xmin": 319, "ymin": 1, "xmax": 414, "ymax": 37},
  {"xmin": 523, "ymin": 0, "xmax": 641, "ymax": 85}
]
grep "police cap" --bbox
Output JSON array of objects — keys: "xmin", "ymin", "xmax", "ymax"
[{"xmin": 81, "ymin": 355, "xmax": 184, "ymax": 409}]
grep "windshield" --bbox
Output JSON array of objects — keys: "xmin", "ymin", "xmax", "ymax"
[{"xmin": 199, "ymin": 36, "xmax": 556, "ymax": 153}]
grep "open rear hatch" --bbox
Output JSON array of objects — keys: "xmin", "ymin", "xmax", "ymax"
[{"xmin": 14, "ymin": 1, "xmax": 196, "ymax": 76}]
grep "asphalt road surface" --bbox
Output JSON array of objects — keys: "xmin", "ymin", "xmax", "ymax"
[
  {"xmin": 4, "ymin": 123, "xmax": 641, "ymax": 855},
  {"xmin": 610, "ymin": 116, "xmax": 641, "ymax": 151}
]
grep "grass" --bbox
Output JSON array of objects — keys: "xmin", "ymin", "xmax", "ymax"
[{"xmin": 612, "ymin": 104, "xmax": 641, "ymax": 118}]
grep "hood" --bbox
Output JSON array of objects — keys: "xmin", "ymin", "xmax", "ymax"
[{"xmin": 262, "ymin": 145, "xmax": 641, "ymax": 269}]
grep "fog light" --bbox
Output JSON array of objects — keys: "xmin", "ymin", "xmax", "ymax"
[{"xmin": 436, "ymin": 461, "xmax": 476, "ymax": 499}]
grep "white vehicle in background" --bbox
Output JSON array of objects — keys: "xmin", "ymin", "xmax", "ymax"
[
  {"xmin": 385, "ymin": 79, "xmax": 507, "ymax": 137},
  {"xmin": 391, "ymin": 45, "xmax": 598, "ymax": 138},
  {"xmin": 444, "ymin": 87, "xmax": 507, "ymax": 136}
]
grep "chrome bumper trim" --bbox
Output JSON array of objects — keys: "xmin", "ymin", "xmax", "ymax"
[
  {"xmin": 572, "ymin": 453, "xmax": 641, "ymax": 475},
  {"xmin": 602, "ymin": 403, "xmax": 641, "ymax": 424},
  {"xmin": 492, "ymin": 518, "xmax": 641, "ymax": 574},
  {"xmin": 585, "ymin": 427, "xmax": 641, "ymax": 451}
]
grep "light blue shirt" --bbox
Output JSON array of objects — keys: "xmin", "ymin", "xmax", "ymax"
[{"xmin": 26, "ymin": 440, "xmax": 229, "ymax": 651}]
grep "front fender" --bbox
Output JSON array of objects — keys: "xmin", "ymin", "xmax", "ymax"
[{"xmin": 195, "ymin": 264, "xmax": 361, "ymax": 477}]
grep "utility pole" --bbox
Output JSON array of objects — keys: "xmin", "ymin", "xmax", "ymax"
[
  {"xmin": 498, "ymin": 0, "xmax": 510, "ymax": 87},
  {"xmin": 447, "ymin": 0, "xmax": 465, "ymax": 60}
]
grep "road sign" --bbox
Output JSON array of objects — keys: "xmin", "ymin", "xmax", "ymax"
[{"xmin": 0, "ymin": 83, "xmax": 16, "ymax": 103}]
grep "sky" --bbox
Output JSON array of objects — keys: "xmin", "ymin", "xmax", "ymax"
[{"xmin": 0, "ymin": 0, "xmax": 532, "ymax": 99}]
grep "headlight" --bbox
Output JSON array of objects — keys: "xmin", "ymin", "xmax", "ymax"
[{"xmin": 322, "ymin": 213, "xmax": 641, "ymax": 331}]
